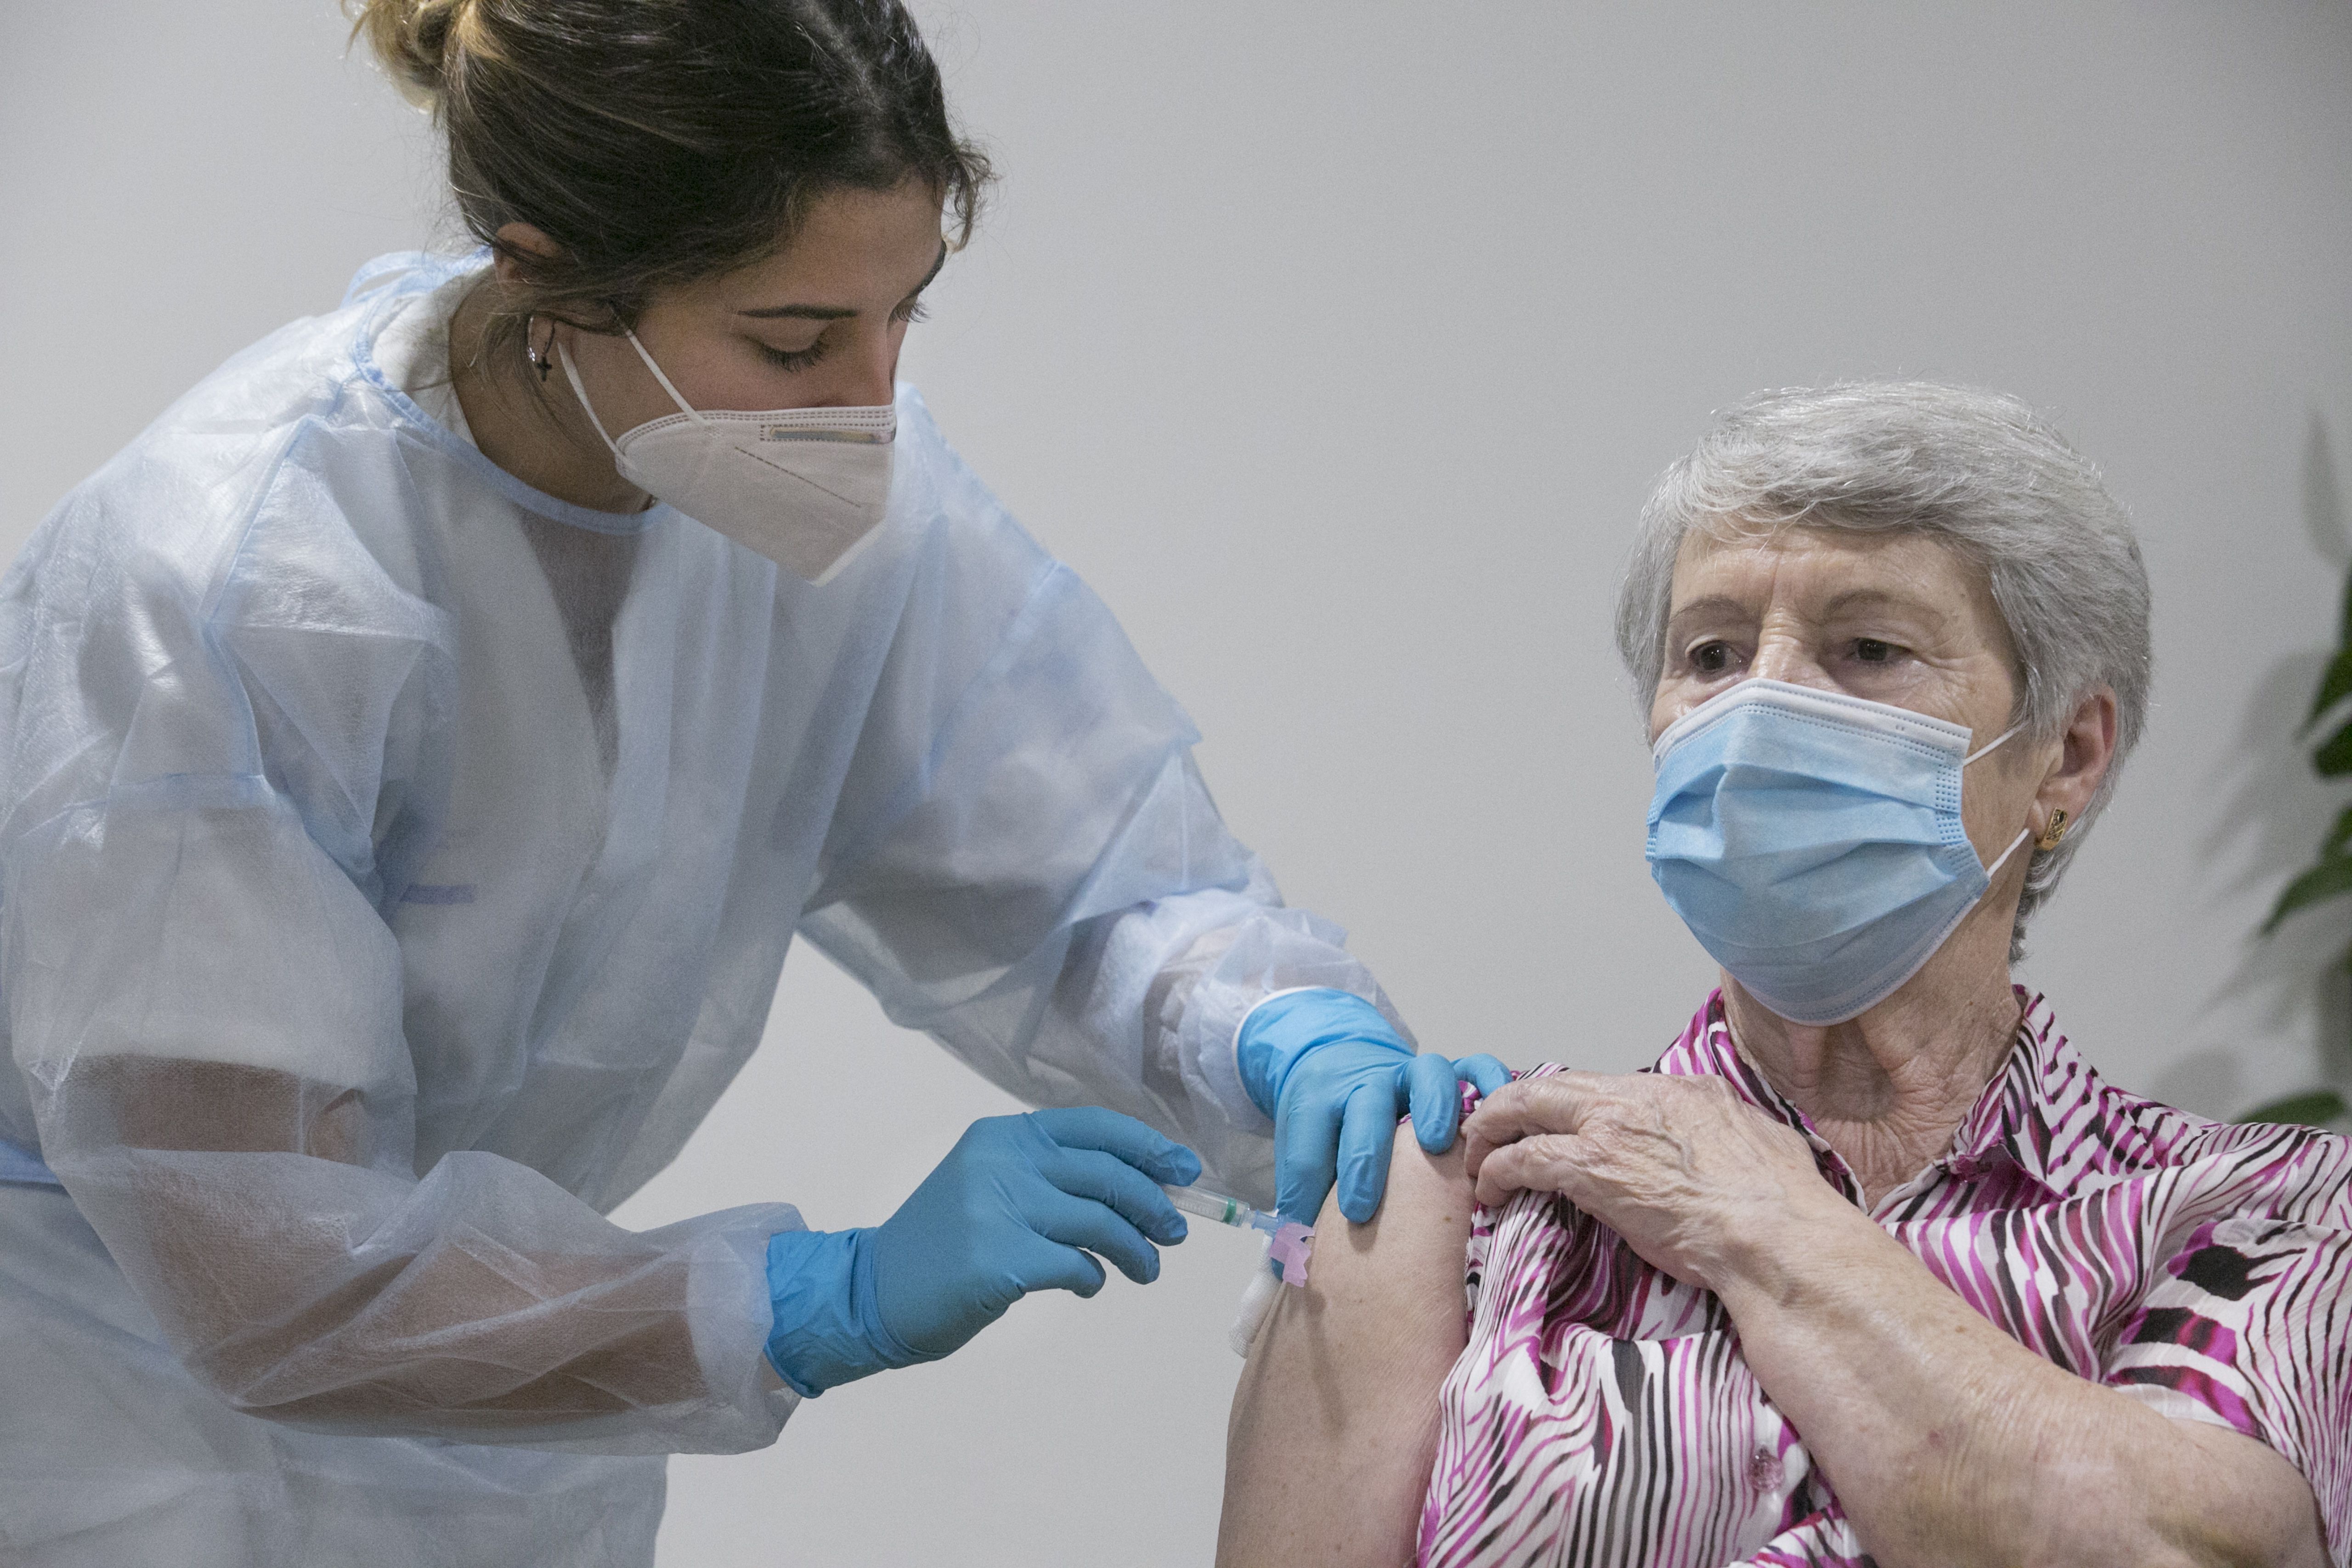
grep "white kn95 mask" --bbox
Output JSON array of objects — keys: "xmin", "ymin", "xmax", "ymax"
[{"xmin": 559, "ymin": 331, "xmax": 896, "ymax": 584}]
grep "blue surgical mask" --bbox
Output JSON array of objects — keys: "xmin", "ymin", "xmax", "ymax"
[{"xmin": 1645, "ymin": 679, "xmax": 2030, "ymax": 1026}]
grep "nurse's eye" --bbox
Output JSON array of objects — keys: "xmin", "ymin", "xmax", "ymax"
[
  {"xmin": 1690, "ymin": 640, "xmax": 1737, "ymax": 676},
  {"xmin": 756, "ymin": 338, "xmax": 829, "ymax": 372},
  {"xmin": 889, "ymin": 297, "xmax": 931, "ymax": 326}
]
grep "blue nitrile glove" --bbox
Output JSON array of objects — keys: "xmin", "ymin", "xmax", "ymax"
[
  {"xmin": 763, "ymin": 1107, "xmax": 1201, "ymax": 1396},
  {"xmin": 1238, "ymin": 989, "xmax": 1512, "ymax": 1225}
]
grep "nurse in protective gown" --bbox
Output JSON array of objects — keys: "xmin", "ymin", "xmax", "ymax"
[{"xmin": 0, "ymin": 2, "xmax": 1500, "ymax": 1564}]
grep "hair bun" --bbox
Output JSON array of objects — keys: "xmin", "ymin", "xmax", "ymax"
[{"xmin": 349, "ymin": 0, "xmax": 471, "ymax": 110}]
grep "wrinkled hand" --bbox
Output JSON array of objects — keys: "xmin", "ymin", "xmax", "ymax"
[{"xmin": 1461, "ymin": 1072, "xmax": 1846, "ymax": 1292}]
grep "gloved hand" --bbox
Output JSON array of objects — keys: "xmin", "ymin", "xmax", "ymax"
[
  {"xmin": 1237, "ymin": 988, "xmax": 1512, "ymax": 1225},
  {"xmin": 763, "ymin": 1107, "xmax": 1201, "ymax": 1396}
]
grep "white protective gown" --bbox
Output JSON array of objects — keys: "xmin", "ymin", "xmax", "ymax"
[{"xmin": 0, "ymin": 253, "xmax": 1403, "ymax": 1566}]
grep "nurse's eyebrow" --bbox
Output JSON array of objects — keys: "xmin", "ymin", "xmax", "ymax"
[
  {"xmin": 735, "ymin": 242, "xmax": 951, "ymax": 321},
  {"xmin": 735, "ymin": 302, "xmax": 856, "ymax": 320}
]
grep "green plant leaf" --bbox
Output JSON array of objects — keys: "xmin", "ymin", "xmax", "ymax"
[
  {"xmin": 2263, "ymin": 853, "xmax": 2352, "ymax": 932},
  {"xmin": 2327, "ymin": 805, "xmax": 2352, "ymax": 860},
  {"xmin": 2238, "ymin": 1089, "xmax": 2349, "ymax": 1127},
  {"xmin": 2317, "ymin": 718, "xmax": 2352, "ymax": 776},
  {"xmin": 2307, "ymin": 647, "xmax": 2352, "ymax": 735}
]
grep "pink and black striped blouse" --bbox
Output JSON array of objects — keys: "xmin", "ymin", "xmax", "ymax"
[{"xmin": 1419, "ymin": 991, "xmax": 2352, "ymax": 1566}]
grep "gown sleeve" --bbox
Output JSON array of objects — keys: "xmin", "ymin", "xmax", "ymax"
[
  {"xmin": 797, "ymin": 404, "xmax": 1407, "ymax": 1206},
  {"xmin": 0, "ymin": 452, "xmax": 798, "ymax": 1455}
]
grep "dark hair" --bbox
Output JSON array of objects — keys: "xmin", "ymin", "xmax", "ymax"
[{"xmin": 352, "ymin": 0, "xmax": 989, "ymax": 364}]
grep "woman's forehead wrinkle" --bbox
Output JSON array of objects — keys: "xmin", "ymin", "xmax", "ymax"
[
  {"xmin": 1670, "ymin": 530, "xmax": 1988, "ymax": 648},
  {"xmin": 1667, "ymin": 533, "xmax": 1793, "ymax": 615}
]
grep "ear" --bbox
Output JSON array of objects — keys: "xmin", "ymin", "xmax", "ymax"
[
  {"xmin": 2033, "ymin": 686, "xmax": 2118, "ymax": 844},
  {"xmin": 489, "ymin": 221, "xmax": 563, "ymax": 287}
]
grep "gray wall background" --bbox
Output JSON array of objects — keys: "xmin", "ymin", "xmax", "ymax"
[{"xmin": 6, "ymin": 3, "xmax": 2352, "ymax": 1562}]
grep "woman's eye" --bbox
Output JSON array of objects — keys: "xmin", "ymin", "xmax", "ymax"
[
  {"xmin": 889, "ymin": 298, "xmax": 931, "ymax": 327},
  {"xmin": 1690, "ymin": 641, "xmax": 1735, "ymax": 675},
  {"xmin": 757, "ymin": 339, "xmax": 829, "ymax": 372},
  {"xmin": 1854, "ymin": 638, "xmax": 1895, "ymax": 664}
]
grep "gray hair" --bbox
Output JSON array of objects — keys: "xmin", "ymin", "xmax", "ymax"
[{"xmin": 1615, "ymin": 382, "xmax": 2151, "ymax": 956}]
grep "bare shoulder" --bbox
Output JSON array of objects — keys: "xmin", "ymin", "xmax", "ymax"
[
  {"xmin": 1290, "ymin": 1125, "xmax": 1475, "ymax": 1359},
  {"xmin": 1216, "ymin": 1125, "xmax": 1476, "ymax": 1568}
]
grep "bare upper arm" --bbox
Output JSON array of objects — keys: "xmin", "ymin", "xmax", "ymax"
[{"xmin": 1216, "ymin": 1124, "xmax": 1476, "ymax": 1568}]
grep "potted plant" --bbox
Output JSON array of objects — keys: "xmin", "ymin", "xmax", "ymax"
[{"xmin": 2248, "ymin": 562, "xmax": 2352, "ymax": 1128}]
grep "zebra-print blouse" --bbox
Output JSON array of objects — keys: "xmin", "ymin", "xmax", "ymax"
[{"xmin": 1419, "ymin": 991, "xmax": 2350, "ymax": 1566}]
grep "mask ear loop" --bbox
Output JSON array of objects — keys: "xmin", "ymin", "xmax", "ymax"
[
  {"xmin": 554, "ymin": 339, "xmax": 625, "ymax": 459},
  {"xmin": 1964, "ymin": 721, "xmax": 2035, "ymax": 879},
  {"xmin": 1964, "ymin": 722, "xmax": 2024, "ymax": 767},
  {"xmin": 1980, "ymin": 826, "xmax": 2033, "ymax": 879},
  {"xmin": 555, "ymin": 328, "xmax": 706, "ymax": 458},
  {"xmin": 1962, "ymin": 722, "xmax": 2065, "ymax": 876},
  {"xmin": 621, "ymin": 328, "xmax": 706, "ymax": 425}
]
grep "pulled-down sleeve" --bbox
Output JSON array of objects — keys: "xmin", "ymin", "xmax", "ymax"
[
  {"xmin": 1, "ymin": 474, "xmax": 797, "ymax": 1455},
  {"xmin": 798, "ymin": 450, "xmax": 1405, "ymax": 1206}
]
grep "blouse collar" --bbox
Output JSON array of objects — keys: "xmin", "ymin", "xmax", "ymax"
[{"xmin": 1662, "ymin": 987, "xmax": 2138, "ymax": 1211}]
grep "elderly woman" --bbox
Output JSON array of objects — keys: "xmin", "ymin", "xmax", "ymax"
[{"xmin": 1216, "ymin": 384, "xmax": 2345, "ymax": 1567}]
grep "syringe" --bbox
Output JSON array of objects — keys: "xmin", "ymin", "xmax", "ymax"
[
  {"xmin": 1166, "ymin": 1183, "xmax": 1318, "ymax": 1311},
  {"xmin": 1163, "ymin": 1183, "xmax": 1284, "ymax": 1235}
]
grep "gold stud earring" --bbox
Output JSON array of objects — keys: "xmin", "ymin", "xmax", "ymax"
[{"xmin": 2035, "ymin": 809, "xmax": 2069, "ymax": 851}]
